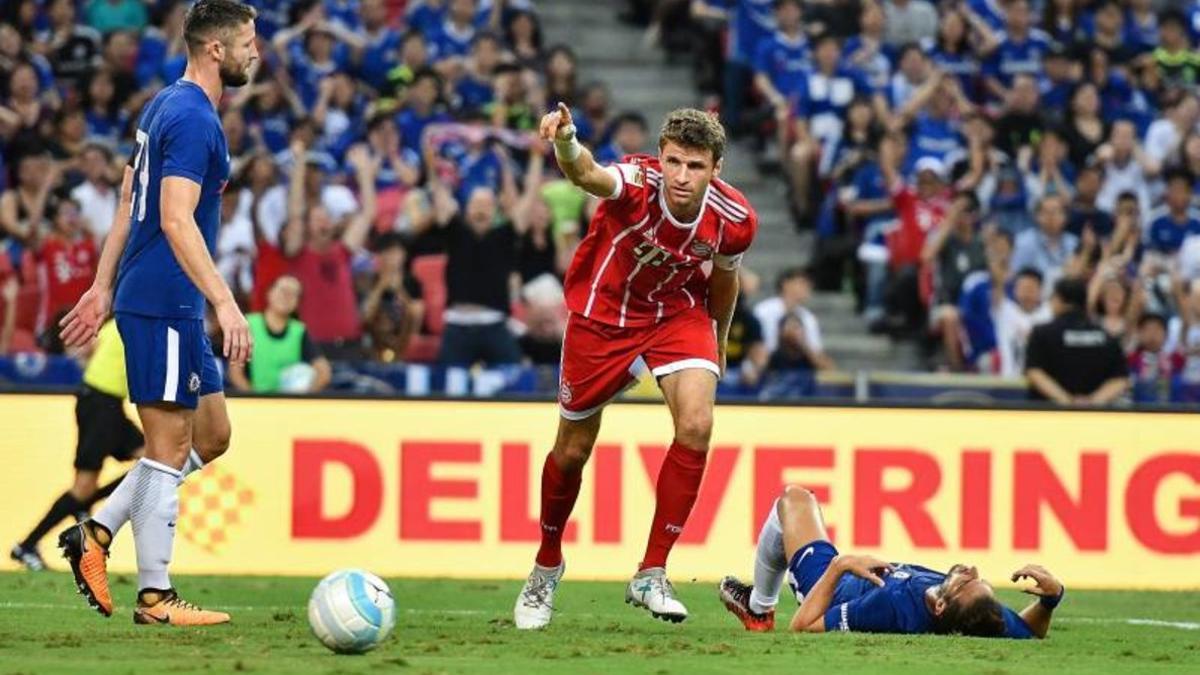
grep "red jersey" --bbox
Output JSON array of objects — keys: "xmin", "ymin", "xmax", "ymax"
[
  {"xmin": 887, "ymin": 182, "xmax": 949, "ymax": 269},
  {"xmin": 37, "ymin": 235, "xmax": 97, "ymax": 330},
  {"xmin": 563, "ymin": 155, "xmax": 757, "ymax": 328}
]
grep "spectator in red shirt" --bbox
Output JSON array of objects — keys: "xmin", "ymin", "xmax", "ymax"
[
  {"xmin": 281, "ymin": 141, "xmax": 379, "ymax": 359},
  {"xmin": 880, "ymin": 132, "xmax": 950, "ymax": 332},
  {"xmin": 34, "ymin": 194, "xmax": 97, "ymax": 340}
]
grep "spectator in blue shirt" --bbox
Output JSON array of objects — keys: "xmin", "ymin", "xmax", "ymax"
[
  {"xmin": 272, "ymin": 15, "xmax": 357, "ymax": 110},
  {"xmin": 1038, "ymin": 44, "xmax": 1077, "ymax": 115},
  {"xmin": 428, "ymin": 0, "xmax": 478, "ymax": 65},
  {"xmin": 594, "ymin": 112, "xmax": 648, "ymax": 165},
  {"xmin": 1146, "ymin": 169, "xmax": 1200, "ymax": 256},
  {"xmin": 1040, "ymin": 0, "xmax": 1081, "ymax": 45},
  {"xmin": 925, "ymin": 8, "xmax": 996, "ymax": 104},
  {"xmin": 1124, "ymin": 0, "xmax": 1158, "ymax": 54},
  {"xmin": 394, "ymin": 68, "xmax": 451, "ymax": 155},
  {"xmin": 1085, "ymin": 0, "xmax": 1139, "ymax": 67},
  {"xmin": 719, "ymin": 486, "xmax": 1060, "ymax": 638},
  {"xmin": 82, "ymin": 67, "xmax": 129, "ymax": 147},
  {"xmin": 786, "ymin": 33, "xmax": 876, "ymax": 227},
  {"xmin": 843, "ymin": 1, "xmax": 891, "ymax": 93},
  {"xmin": 983, "ymin": 0, "xmax": 1051, "ymax": 102},
  {"xmin": 455, "ymin": 32, "xmax": 503, "ymax": 112},
  {"xmin": 355, "ymin": 0, "xmax": 402, "ymax": 92},
  {"xmin": 891, "ymin": 70, "xmax": 970, "ymax": 174},
  {"xmin": 1011, "ymin": 194, "xmax": 1079, "ymax": 294},
  {"xmin": 700, "ymin": 0, "xmax": 776, "ymax": 136},
  {"xmin": 752, "ymin": 0, "xmax": 810, "ymax": 123}
]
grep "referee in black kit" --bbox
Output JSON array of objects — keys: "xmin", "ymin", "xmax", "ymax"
[
  {"xmin": 10, "ymin": 319, "xmax": 142, "ymax": 570},
  {"xmin": 1024, "ymin": 277, "xmax": 1129, "ymax": 406}
]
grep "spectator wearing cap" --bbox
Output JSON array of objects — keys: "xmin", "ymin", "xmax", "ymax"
[
  {"xmin": 1025, "ymin": 277, "xmax": 1128, "ymax": 405},
  {"xmin": 982, "ymin": 0, "xmax": 1051, "ymax": 103},
  {"xmin": 1155, "ymin": 9, "xmax": 1200, "ymax": 89},
  {"xmin": 880, "ymin": 136, "xmax": 950, "ymax": 327},
  {"xmin": 882, "ymin": 0, "xmax": 938, "ymax": 48},
  {"xmin": 70, "ymin": 143, "xmax": 118, "ymax": 243},
  {"xmin": 360, "ymin": 233, "xmax": 425, "ymax": 362},
  {"xmin": 1010, "ymin": 194, "xmax": 1078, "ymax": 296},
  {"xmin": 229, "ymin": 275, "xmax": 332, "ymax": 394},
  {"xmin": 281, "ymin": 142, "xmax": 379, "ymax": 359}
]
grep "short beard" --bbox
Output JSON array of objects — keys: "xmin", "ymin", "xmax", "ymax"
[{"xmin": 219, "ymin": 61, "xmax": 249, "ymax": 87}]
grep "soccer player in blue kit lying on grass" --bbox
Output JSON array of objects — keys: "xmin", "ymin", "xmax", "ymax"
[{"xmin": 719, "ymin": 486, "xmax": 1064, "ymax": 638}]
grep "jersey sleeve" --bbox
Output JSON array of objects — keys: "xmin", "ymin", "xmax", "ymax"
[
  {"xmin": 714, "ymin": 201, "xmax": 758, "ymax": 270},
  {"xmin": 1001, "ymin": 606, "xmax": 1035, "ymax": 639},
  {"xmin": 599, "ymin": 161, "xmax": 652, "ymax": 204},
  {"xmin": 824, "ymin": 588, "xmax": 901, "ymax": 633},
  {"xmin": 160, "ymin": 113, "xmax": 216, "ymax": 185}
]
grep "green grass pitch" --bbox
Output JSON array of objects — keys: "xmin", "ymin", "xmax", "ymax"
[{"xmin": 0, "ymin": 572, "xmax": 1197, "ymax": 674}]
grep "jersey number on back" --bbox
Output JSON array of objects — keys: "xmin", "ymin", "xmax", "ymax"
[{"xmin": 130, "ymin": 129, "xmax": 150, "ymax": 224}]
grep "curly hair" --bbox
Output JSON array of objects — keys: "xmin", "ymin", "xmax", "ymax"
[{"xmin": 658, "ymin": 108, "xmax": 726, "ymax": 163}]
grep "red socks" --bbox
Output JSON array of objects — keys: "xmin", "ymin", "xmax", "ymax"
[
  {"xmin": 534, "ymin": 453, "xmax": 582, "ymax": 568},
  {"xmin": 639, "ymin": 441, "xmax": 708, "ymax": 571}
]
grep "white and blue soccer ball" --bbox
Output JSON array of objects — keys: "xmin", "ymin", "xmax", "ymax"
[{"xmin": 307, "ymin": 569, "xmax": 396, "ymax": 654}]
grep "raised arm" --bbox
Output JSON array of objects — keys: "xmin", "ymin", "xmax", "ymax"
[
  {"xmin": 510, "ymin": 137, "xmax": 547, "ymax": 234},
  {"xmin": 282, "ymin": 140, "xmax": 308, "ymax": 257},
  {"xmin": 59, "ymin": 166, "xmax": 135, "ymax": 347},
  {"xmin": 341, "ymin": 145, "xmax": 379, "ymax": 252},
  {"xmin": 1011, "ymin": 564, "xmax": 1064, "ymax": 639},
  {"xmin": 539, "ymin": 102, "xmax": 617, "ymax": 199}
]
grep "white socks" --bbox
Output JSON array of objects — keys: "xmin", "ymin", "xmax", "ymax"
[
  {"xmin": 749, "ymin": 498, "xmax": 788, "ymax": 615},
  {"xmin": 93, "ymin": 449, "xmax": 204, "ymax": 539},
  {"xmin": 126, "ymin": 458, "xmax": 182, "ymax": 591}
]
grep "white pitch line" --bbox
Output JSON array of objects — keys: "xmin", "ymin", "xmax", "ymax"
[{"xmin": 1060, "ymin": 617, "xmax": 1200, "ymax": 631}]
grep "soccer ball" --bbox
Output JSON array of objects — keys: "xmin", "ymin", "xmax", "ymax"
[{"xmin": 307, "ymin": 569, "xmax": 396, "ymax": 654}]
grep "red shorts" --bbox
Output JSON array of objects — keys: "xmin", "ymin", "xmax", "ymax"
[{"xmin": 558, "ymin": 308, "xmax": 719, "ymax": 420}]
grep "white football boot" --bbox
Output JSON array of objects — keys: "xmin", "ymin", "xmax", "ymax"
[
  {"xmin": 625, "ymin": 567, "xmax": 688, "ymax": 623},
  {"xmin": 513, "ymin": 561, "xmax": 565, "ymax": 630}
]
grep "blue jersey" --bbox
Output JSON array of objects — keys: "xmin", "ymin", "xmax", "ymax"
[
  {"xmin": 358, "ymin": 27, "xmax": 402, "ymax": 91},
  {"xmin": 842, "ymin": 36, "xmax": 893, "ymax": 92},
  {"xmin": 823, "ymin": 563, "xmax": 1034, "ymax": 638},
  {"xmin": 958, "ymin": 270, "xmax": 997, "ymax": 363},
  {"xmin": 428, "ymin": 20, "xmax": 475, "ymax": 62},
  {"xmin": 723, "ymin": 0, "xmax": 776, "ymax": 64},
  {"xmin": 1124, "ymin": 11, "xmax": 1158, "ymax": 53},
  {"xmin": 797, "ymin": 67, "xmax": 872, "ymax": 143},
  {"xmin": 983, "ymin": 31, "xmax": 1052, "ymax": 89},
  {"xmin": 115, "ymin": 80, "xmax": 230, "ymax": 320},
  {"xmin": 907, "ymin": 113, "xmax": 962, "ymax": 171},
  {"xmin": 967, "ymin": 0, "xmax": 1005, "ymax": 31},
  {"xmin": 1146, "ymin": 210, "xmax": 1200, "ymax": 254},
  {"xmin": 752, "ymin": 32, "xmax": 811, "ymax": 103}
]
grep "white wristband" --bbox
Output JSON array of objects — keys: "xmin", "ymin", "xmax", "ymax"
[{"xmin": 554, "ymin": 124, "xmax": 581, "ymax": 162}]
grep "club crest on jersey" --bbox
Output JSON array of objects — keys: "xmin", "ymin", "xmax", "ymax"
[
  {"xmin": 559, "ymin": 381, "xmax": 573, "ymax": 404},
  {"xmin": 689, "ymin": 239, "xmax": 714, "ymax": 257},
  {"xmin": 188, "ymin": 372, "xmax": 201, "ymax": 393}
]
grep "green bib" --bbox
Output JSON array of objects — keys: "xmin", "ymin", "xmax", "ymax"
[{"xmin": 247, "ymin": 313, "xmax": 305, "ymax": 392}]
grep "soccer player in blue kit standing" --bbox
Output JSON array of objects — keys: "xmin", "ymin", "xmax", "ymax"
[
  {"xmin": 56, "ymin": 0, "xmax": 259, "ymax": 626},
  {"xmin": 719, "ymin": 486, "xmax": 1064, "ymax": 638}
]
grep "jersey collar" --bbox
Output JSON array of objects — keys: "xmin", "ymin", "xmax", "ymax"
[{"xmin": 659, "ymin": 183, "xmax": 711, "ymax": 229}]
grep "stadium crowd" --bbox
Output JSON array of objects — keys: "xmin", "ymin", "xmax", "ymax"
[
  {"xmin": 637, "ymin": 0, "xmax": 1200, "ymax": 403},
  {"xmin": 1, "ymin": 0, "xmax": 1199, "ymax": 404}
]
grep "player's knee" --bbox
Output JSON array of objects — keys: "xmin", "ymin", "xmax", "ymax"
[
  {"xmin": 554, "ymin": 442, "xmax": 592, "ymax": 470},
  {"xmin": 675, "ymin": 410, "xmax": 713, "ymax": 450},
  {"xmin": 779, "ymin": 485, "xmax": 818, "ymax": 516},
  {"xmin": 70, "ymin": 475, "xmax": 99, "ymax": 501},
  {"xmin": 197, "ymin": 421, "xmax": 232, "ymax": 461}
]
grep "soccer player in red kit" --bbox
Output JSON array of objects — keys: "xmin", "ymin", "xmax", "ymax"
[{"xmin": 513, "ymin": 104, "xmax": 757, "ymax": 629}]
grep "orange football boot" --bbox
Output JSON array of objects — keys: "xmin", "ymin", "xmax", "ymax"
[
  {"xmin": 58, "ymin": 522, "xmax": 113, "ymax": 617},
  {"xmin": 718, "ymin": 576, "xmax": 776, "ymax": 632},
  {"xmin": 134, "ymin": 590, "xmax": 231, "ymax": 626}
]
